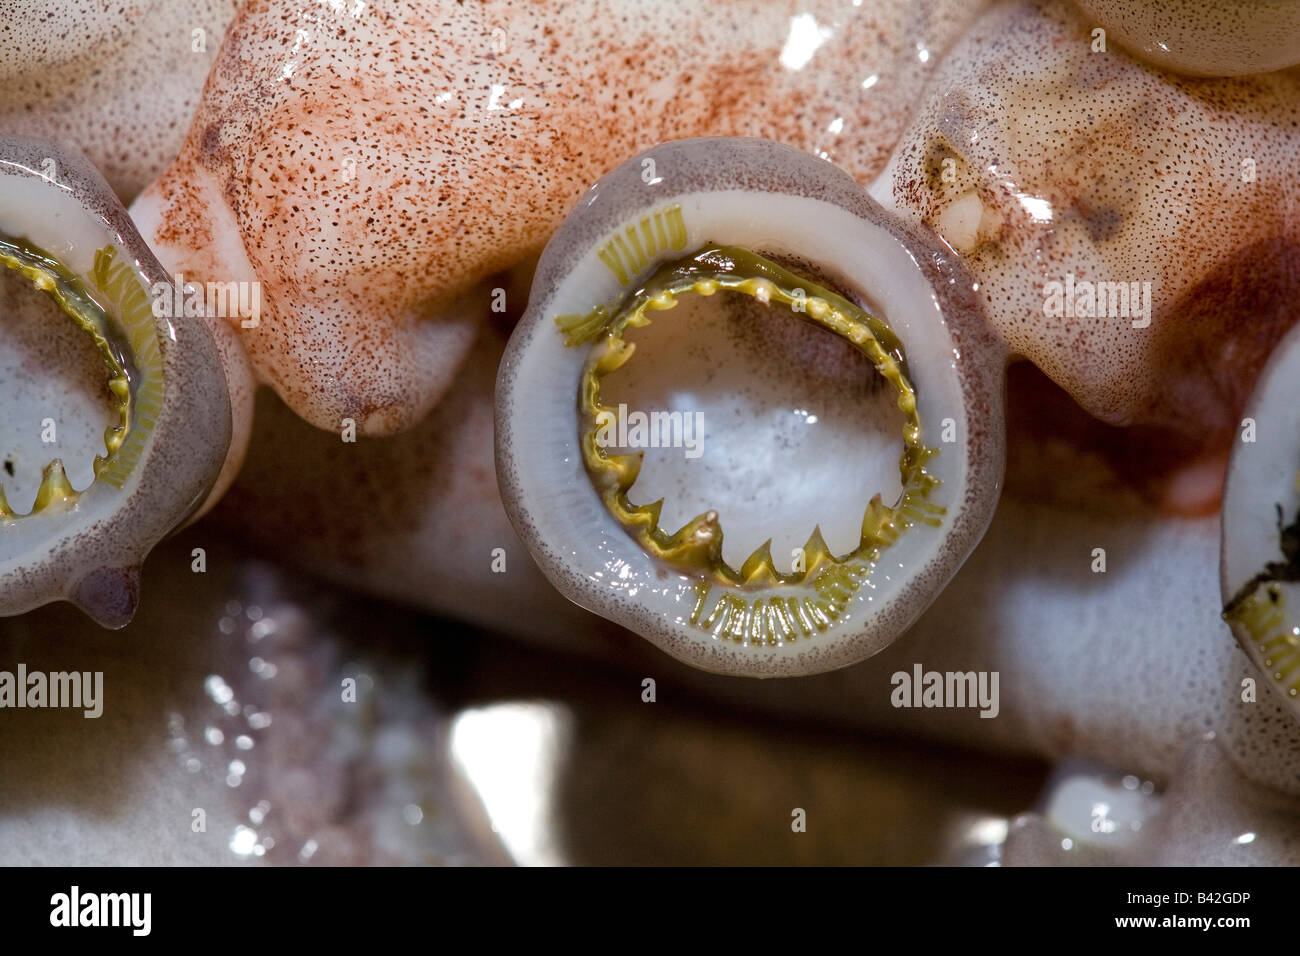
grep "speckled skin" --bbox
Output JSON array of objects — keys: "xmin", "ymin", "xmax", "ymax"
[
  {"xmin": 880, "ymin": 1, "xmax": 1300, "ymax": 457},
  {"xmin": 4, "ymin": 0, "xmax": 1300, "ymax": 862},
  {"xmin": 146, "ymin": 0, "xmax": 1297, "ymax": 757},
  {"xmin": 136, "ymin": 0, "xmax": 988, "ymax": 436},
  {"xmin": 1072, "ymin": 0, "xmax": 1300, "ymax": 77},
  {"xmin": 0, "ymin": 0, "xmax": 241, "ymax": 202}
]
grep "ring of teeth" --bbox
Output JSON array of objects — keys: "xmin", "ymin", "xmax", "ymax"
[
  {"xmin": 555, "ymin": 243, "xmax": 944, "ymax": 587},
  {"xmin": 0, "ymin": 236, "xmax": 137, "ymax": 518}
]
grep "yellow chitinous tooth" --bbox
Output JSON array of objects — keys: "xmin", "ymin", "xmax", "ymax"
[
  {"xmin": 0, "ymin": 483, "xmax": 12, "ymax": 518},
  {"xmin": 107, "ymin": 375, "xmax": 130, "ymax": 403},
  {"xmin": 862, "ymin": 494, "xmax": 900, "ymax": 549},
  {"xmin": 32, "ymin": 459, "xmax": 79, "ymax": 513},
  {"xmin": 739, "ymin": 540, "xmax": 781, "ymax": 587},
  {"xmin": 647, "ymin": 290, "xmax": 677, "ymax": 311},
  {"xmin": 801, "ymin": 526, "xmax": 835, "ymax": 576},
  {"xmin": 653, "ymin": 509, "xmax": 724, "ymax": 567},
  {"xmin": 104, "ymin": 423, "xmax": 127, "ymax": 456},
  {"xmin": 593, "ymin": 335, "xmax": 636, "ymax": 375},
  {"xmin": 634, "ymin": 496, "xmax": 664, "ymax": 531}
]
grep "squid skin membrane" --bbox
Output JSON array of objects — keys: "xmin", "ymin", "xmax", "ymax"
[
  {"xmin": 2, "ymin": 0, "xmax": 1299, "ymax": 864},
  {"xmin": 131, "ymin": 0, "xmax": 989, "ymax": 440},
  {"xmin": 490, "ymin": 3, "xmax": 1300, "ymax": 675},
  {"xmin": 123, "ymin": 0, "xmax": 1300, "ymax": 625},
  {"xmin": 0, "ymin": 0, "xmax": 241, "ymax": 202},
  {"xmin": 1071, "ymin": 0, "xmax": 1300, "ymax": 77},
  {"xmin": 874, "ymin": 0, "xmax": 1300, "ymax": 462},
  {"xmin": 217, "ymin": 323, "xmax": 626, "ymax": 659}
]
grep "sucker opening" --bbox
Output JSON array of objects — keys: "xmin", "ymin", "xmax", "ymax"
[
  {"xmin": 0, "ymin": 237, "xmax": 154, "ymax": 517},
  {"xmin": 557, "ymin": 244, "xmax": 944, "ymax": 587}
]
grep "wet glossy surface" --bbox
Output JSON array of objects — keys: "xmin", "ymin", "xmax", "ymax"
[
  {"xmin": 3, "ymin": 0, "xmax": 1299, "ymax": 866},
  {"xmin": 0, "ymin": 528, "xmax": 1047, "ymax": 865}
]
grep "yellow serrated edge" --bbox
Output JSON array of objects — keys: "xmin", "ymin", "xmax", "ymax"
[
  {"xmin": 562, "ymin": 243, "xmax": 945, "ymax": 588},
  {"xmin": 0, "ymin": 239, "xmax": 162, "ymax": 516}
]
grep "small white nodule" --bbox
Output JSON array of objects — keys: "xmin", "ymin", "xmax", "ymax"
[{"xmin": 935, "ymin": 191, "xmax": 984, "ymax": 254}]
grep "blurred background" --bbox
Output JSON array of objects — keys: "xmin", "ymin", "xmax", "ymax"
[{"xmin": 0, "ymin": 523, "xmax": 1049, "ymax": 866}]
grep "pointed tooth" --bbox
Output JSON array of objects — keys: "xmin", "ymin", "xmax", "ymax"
[
  {"xmin": 32, "ymin": 459, "xmax": 78, "ymax": 512},
  {"xmin": 802, "ymin": 526, "xmax": 831, "ymax": 569},
  {"xmin": 657, "ymin": 509, "xmax": 723, "ymax": 567},
  {"xmin": 104, "ymin": 424, "xmax": 126, "ymax": 455},
  {"xmin": 640, "ymin": 497, "xmax": 664, "ymax": 528},
  {"xmin": 605, "ymin": 452, "xmax": 643, "ymax": 487},
  {"xmin": 740, "ymin": 539, "xmax": 779, "ymax": 585},
  {"xmin": 595, "ymin": 338, "xmax": 636, "ymax": 374},
  {"xmin": 107, "ymin": 375, "xmax": 130, "ymax": 402},
  {"xmin": 647, "ymin": 291, "xmax": 677, "ymax": 311},
  {"xmin": 672, "ymin": 508, "xmax": 721, "ymax": 541},
  {"xmin": 861, "ymin": 493, "xmax": 896, "ymax": 549},
  {"xmin": 0, "ymin": 484, "xmax": 11, "ymax": 518}
]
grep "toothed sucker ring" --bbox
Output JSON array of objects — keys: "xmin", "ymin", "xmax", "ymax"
[
  {"xmin": 1222, "ymin": 320, "xmax": 1300, "ymax": 719},
  {"xmin": 0, "ymin": 138, "xmax": 231, "ymax": 628},
  {"xmin": 496, "ymin": 138, "xmax": 1006, "ymax": 677}
]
